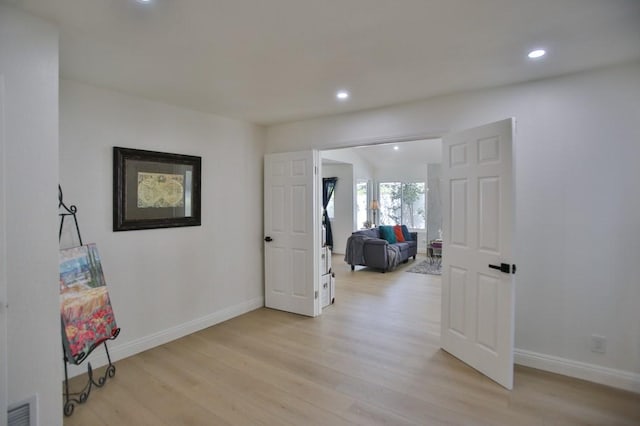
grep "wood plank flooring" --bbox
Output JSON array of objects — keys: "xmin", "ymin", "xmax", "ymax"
[{"xmin": 64, "ymin": 255, "xmax": 639, "ymax": 425}]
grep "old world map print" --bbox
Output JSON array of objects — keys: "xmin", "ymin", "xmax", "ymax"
[{"xmin": 137, "ymin": 172, "xmax": 184, "ymax": 208}]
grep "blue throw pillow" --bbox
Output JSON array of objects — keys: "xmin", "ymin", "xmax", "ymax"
[
  {"xmin": 379, "ymin": 225, "xmax": 397, "ymax": 244},
  {"xmin": 401, "ymin": 225, "xmax": 412, "ymax": 241}
]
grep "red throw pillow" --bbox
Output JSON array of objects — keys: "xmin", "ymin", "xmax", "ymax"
[{"xmin": 393, "ymin": 225, "xmax": 405, "ymax": 242}]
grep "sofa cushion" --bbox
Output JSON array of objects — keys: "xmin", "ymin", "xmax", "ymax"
[
  {"xmin": 395, "ymin": 242, "xmax": 410, "ymax": 253},
  {"xmin": 379, "ymin": 226, "xmax": 397, "ymax": 244},
  {"xmin": 401, "ymin": 225, "xmax": 412, "ymax": 241},
  {"xmin": 393, "ymin": 225, "xmax": 405, "ymax": 242}
]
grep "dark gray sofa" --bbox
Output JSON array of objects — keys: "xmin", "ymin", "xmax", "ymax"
[{"xmin": 344, "ymin": 227, "xmax": 418, "ymax": 272}]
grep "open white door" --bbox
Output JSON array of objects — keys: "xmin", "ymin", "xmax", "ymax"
[
  {"xmin": 441, "ymin": 118, "xmax": 516, "ymax": 389},
  {"xmin": 264, "ymin": 151, "xmax": 320, "ymax": 317}
]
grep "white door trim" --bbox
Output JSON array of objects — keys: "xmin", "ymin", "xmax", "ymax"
[{"xmin": 0, "ymin": 74, "xmax": 8, "ymax": 426}]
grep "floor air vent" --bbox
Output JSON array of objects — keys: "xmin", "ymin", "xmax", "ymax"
[{"xmin": 8, "ymin": 396, "xmax": 36, "ymax": 426}]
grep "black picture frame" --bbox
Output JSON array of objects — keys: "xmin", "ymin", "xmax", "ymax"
[{"xmin": 113, "ymin": 147, "xmax": 201, "ymax": 231}]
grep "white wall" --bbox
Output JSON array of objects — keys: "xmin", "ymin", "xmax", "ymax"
[
  {"xmin": 426, "ymin": 163, "xmax": 443, "ymax": 244},
  {"xmin": 60, "ymin": 80, "xmax": 265, "ymax": 376},
  {"xmin": 322, "ymin": 148, "xmax": 375, "ymax": 236},
  {"xmin": 0, "ymin": 6, "xmax": 62, "ymax": 424},
  {"xmin": 321, "ymin": 163, "xmax": 353, "ymax": 255},
  {"xmin": 322, "ymin": 147, "xmax": 375, "ymax": 182},
  {"xmin": 267, "ymin": 62, "xmax": 640, "ymax": 390},
  {"xmin": 375, "ymin": 163, "xmax": 428, "ymax": 183}
]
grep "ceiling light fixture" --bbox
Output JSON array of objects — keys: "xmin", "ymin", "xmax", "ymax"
[
  {"xmin": 393, "ymin": 146, "xmax": 399, "ymax": 151},
  {"xmin": 336, "ymin": 90, "xmax": 350, "ymax": 100},
  {"xmin": 528, "ymin": 49, "xmax": 546, "ymax": 59},
  {"xmin": 137, "ymin": 0, "xmax": 152, "ymax": 4}
]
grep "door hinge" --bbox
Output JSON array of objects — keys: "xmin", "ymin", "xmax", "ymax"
[
  {"xmin": 314, "ymin": 290, "xmax": 319, "ymax": 299},
  {"xmin": 314, "ymin": 166, "xmax": 318, "ymax": 175}
]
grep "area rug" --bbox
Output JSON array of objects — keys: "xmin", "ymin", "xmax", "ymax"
[{"xmin": 406, "ymin": 259, "xmax": 441, "ymax": 275}]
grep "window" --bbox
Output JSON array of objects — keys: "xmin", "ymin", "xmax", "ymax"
[
  {"xmin": 378, "ymin": 181, "xmax": 426, "ymax": 229},
  {"xmin": 326, "ymin": 193, "xmax": 335, "ymax": 219},
  {"xmin": 356, "ymin": 180, "xmax": 368, "ymax": 228}
]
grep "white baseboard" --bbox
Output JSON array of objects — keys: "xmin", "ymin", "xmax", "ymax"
[
  {"xmin": 66, "ymin": 296, "xmax": 264, "ymax": 378},
  {"xmin": 515, "ymin": 348, "xmax": 640, "ymax": 393}
]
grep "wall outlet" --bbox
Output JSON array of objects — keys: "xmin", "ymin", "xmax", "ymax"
[{"xmin": 590, "ymin": 334, "xmax": 607, "ymax": 354}]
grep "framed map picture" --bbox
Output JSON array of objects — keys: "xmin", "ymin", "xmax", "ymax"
[
  {"xmin": 113, "ymin": 147, "xmax": 201, "ymax": 231},
  {"xmin": 59, "ymin": 244, "xmax": 119, "ymax": 364}
]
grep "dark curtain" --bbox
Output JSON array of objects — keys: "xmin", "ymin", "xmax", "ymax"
[{"xmin": 322, "ymin": 177, "xmax": 338, "ymax": 248}]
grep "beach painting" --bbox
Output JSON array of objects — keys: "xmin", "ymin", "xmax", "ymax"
[{"xmin": 59, "ymin": 244, "xmax": 118, "ymax": 364}]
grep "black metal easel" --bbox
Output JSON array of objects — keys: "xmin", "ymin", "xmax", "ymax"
[{"xmin": 59, "ymin": 185, "xmax": 120, "ymax": 416}]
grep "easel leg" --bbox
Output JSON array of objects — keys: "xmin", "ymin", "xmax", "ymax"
[
  {"xmin": 63, "ymin": 359, "xmax": 74, "ymax": 416},
  {"xmin": 63, "ymin": 342, "xmax": 117, "ymax": 416},
  {"xmin": 90, "ymin": 342, "xmax": 116, "ymax": 387}
]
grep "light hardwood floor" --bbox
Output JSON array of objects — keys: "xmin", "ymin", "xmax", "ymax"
[{"xmin": 64, "ymin": 255, "xmax": 639, "ymax": 425}]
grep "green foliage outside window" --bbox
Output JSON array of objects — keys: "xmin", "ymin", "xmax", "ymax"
[{"xmin": 379, "ymin": 182, "xmax": 425, "ymax": 228}]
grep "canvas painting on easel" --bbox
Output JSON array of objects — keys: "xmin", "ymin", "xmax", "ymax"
[{"xmin": 59, "ymin": 244, "xmax": 118, "ymax": 364}]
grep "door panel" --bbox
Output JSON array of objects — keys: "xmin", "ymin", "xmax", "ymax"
[
  {"xmin": 450, "ymin": 179, "xmax": 468, "ymax": 246},
  {"xmin": 449, "ymin": 267, "xmax": 467, "ymax": 335},
  {"xmin": 441, "ymin": 118, "xmax": 515, "ymax": 389},
  {"xmin": 271, "ymin": 186, "xmax": 285, "ymax": 231},
  {"xmin": 264, "ymin": 151, "xmax": 319, "ymax": 317},
  {"xmin": 292, "ymin": 185, "xmax": 307, "ymax": 233},
  {"xmin": 477, "ymin": 273, "xmax": 499, "ymax": 351},
  {"xmin": 478, "ymin": 176, "xmax": 500, "ymax": 253}
]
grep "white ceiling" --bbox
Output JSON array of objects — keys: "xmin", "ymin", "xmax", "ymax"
[
  {"xmin": 8, "ymin": 0, "xmax": 640, "ymax": 125},
  {"xmin": 354, "ymin": 139, "xmax": 442, "ymax": 170},
  {"xmin": 322, "ymin": 139, "xmax": 441, "ymax": 172}
]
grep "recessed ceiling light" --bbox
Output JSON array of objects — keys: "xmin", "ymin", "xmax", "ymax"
[
  {"xmin": 137, "ymin": 0, "xmax": 152, "ymax": 4},
  {"xmin": 336, "ymin": 90, "xmax": 350, "ymax": 100},
  {"xmin": 393, "ymin": 146, "xmax": 399, "ymax": 151},
  {"xmin": 528, "ymin": 49, "xmax": 546, "ymax": 59}
]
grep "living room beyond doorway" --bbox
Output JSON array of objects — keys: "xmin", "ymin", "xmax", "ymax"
[{"xmin": 320, "ymin": 138, "xmax": 442, "ymax": 259}]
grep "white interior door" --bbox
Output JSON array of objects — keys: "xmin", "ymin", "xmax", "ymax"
[
  {"xmin": 264, "ymin": 151, "xmax": 320, "ymax": 317},
  {"xmin": 0, "ymin": 75, "xmax": 7, "ymax": 424},
  {"xmin": 440, "ymin": 118, "xmax": 516, "ymax": 389}
]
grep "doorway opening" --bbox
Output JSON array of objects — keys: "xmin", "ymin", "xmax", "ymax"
[
  {"xmin": 265, "ymin": 119, "xmax": 516, "ymax": 389},
  {"xmin": 320, "ymin": 138, "xmax": 442, "ymax": 260}
]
